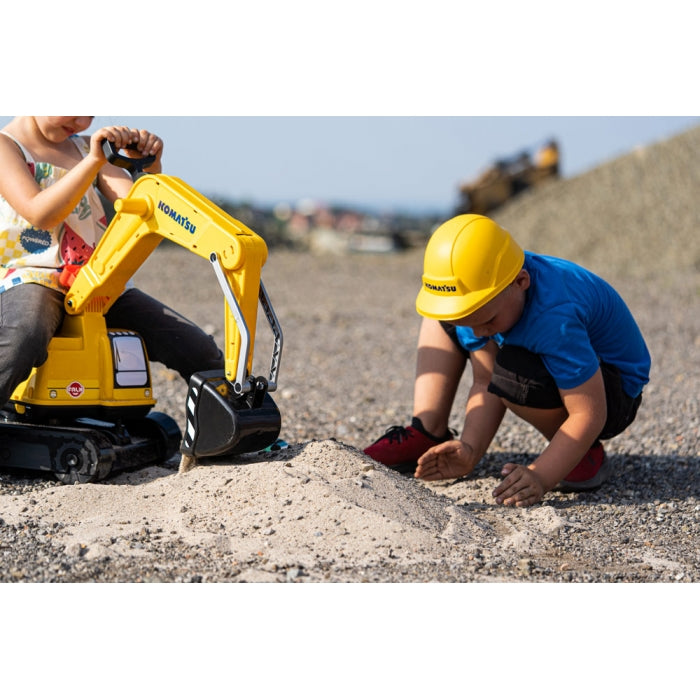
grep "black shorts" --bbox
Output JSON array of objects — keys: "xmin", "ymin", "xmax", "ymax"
[{"xmin": 440, "ymin": 322, "xmax": 642, "ymax": 440}]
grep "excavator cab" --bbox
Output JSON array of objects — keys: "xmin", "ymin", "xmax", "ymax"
[{"xmin": 1, "ymin": 143, "xmax": 283, "ymax": 483}]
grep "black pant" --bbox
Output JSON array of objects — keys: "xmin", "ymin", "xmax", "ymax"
[
  {"xmin": 0, "ymin": 284, "xmax": 223, "ymax": 406},
  {"xmin": 488, "ymin": 345, "xmax": 642, "ymax": 440}
]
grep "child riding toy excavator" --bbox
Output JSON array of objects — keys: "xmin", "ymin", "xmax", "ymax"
[{"xmin": 0, "ymin": 143, "xmax": 283, "ymax": 484}]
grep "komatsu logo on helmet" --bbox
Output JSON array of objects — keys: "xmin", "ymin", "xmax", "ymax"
[{"xmin": 424, "ymin": 282, "xmax": 458, "ymax": 293}]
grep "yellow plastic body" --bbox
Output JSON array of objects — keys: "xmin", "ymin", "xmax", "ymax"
[
  {"xmin": 11, "ymin": 174, "xmax": 268, "ymax": 414},
  {"xmin": 11, "ymin": 307, "xmax": 155, "ymax": 413},
  {"xmin": 416, "ymin": 214, "xmax": 524, "ymax": 321}
]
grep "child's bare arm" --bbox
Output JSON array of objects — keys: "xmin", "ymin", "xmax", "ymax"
[
  {"xmin": 0, "ymin": 134, "xmax": 103, "ymax": 230},
  {"xmin": 457, "ymin": 343, "xmax": 507, "ymax": 461},
  {"xmin": 493, "ymin": 369, "xmax": 607, "ymax": 506},
  {"xmin": 415, "ymin": 342, "xmax": 505, "ymax": 480},
  {"xmin": 0, "ymin": 127, "xmax": 122, "ymax": 229},
  {"xmin": 0, "ymin": 126, "xmax": 162, "ymax": 230}
]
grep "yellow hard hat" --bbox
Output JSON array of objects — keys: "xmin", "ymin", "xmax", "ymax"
[{"xmin": 416, "ymin": 214, "xmax": 524, "ymax": 320}]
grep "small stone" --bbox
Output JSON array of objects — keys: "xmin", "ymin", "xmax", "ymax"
[{"xmin": 517, "ymin": 558, "xmax": 532, "ymax": 575}]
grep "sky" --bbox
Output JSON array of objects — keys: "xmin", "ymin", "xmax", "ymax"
[
  {"xmin": 83, "ymin": 115, "xmax": 698, "ymax": 215},
  {"xmin": 4, "ymin": 115, "xmax": 698, "ymax": 216}
]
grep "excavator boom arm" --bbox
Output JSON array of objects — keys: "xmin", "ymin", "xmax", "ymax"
[{"xmin": 64, "ymin": 174, "xmax": 282, "ymax": 393}]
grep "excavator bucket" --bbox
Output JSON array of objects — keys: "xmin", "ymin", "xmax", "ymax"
[{"xmin": 180, "ymin": 370, "xmax": 281, "ymax": 460}]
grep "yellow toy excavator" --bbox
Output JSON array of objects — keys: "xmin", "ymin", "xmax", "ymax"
[{"xmin": 0, "ymin": 143, "xmax": 283, "ymax": 484}]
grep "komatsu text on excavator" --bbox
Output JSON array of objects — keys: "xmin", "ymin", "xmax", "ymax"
[{"xmin": 0, "ymin": 143, "xmax": 283, "ymax": 484}]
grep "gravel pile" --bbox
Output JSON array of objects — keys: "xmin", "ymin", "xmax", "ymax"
[{"xmin": 1, "ymin": 125, "xmax": 698, "ymax": 583}]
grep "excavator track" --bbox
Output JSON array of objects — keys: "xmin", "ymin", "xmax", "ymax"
[{"xmin": 0, "ymin": 412, "xmax": 181, "ymax": 484}]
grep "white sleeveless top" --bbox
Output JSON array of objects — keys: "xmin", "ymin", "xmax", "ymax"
[{"xmin": 0, "ymin": 133, "xmax": 108, "ymax": 294}]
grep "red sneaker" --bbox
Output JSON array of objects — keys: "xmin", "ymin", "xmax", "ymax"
[
  {"xmin": 559, "ymin": 441, "xmax": 610, "ymax": 491},
  {"xmin": 363, "ymin": 417, "xmax": 452, "ymax": 474}
]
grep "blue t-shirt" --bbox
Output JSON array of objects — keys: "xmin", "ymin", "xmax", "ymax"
[{"xmin": 454, "ymin": 253, "xmax": 651, "ymax": 398}]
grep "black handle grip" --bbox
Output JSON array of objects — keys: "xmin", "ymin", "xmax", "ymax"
[{"xmin": 101, "ymin": 140, "xmax": 156, "ymax": 173}]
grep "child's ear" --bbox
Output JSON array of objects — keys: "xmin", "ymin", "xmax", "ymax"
[{"xmin": 514, "ymin": 269, "xmax": 530, "ymax": 291}]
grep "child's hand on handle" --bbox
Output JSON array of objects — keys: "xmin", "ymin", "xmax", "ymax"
[
  {"xmin": 90, "ymin": 126, "xmax": 163, "ymax": 173},
  {"xmin": 123, "ymin": 129, "xmax": 163, "ymax": 172}
]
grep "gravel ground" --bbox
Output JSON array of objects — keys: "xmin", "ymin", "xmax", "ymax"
[{"xmin": 1, "ymin": 126, "xmax": 698, "ymax": 584}]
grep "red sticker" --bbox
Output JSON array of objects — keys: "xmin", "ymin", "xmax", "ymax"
[{"xmin": 66, "ymin": 381, "xmax": 84, "ymax": 398}]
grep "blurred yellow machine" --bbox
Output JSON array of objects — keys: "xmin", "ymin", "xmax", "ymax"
[
  {"xmin": 2, "ymin": 144, "xmax": 283, "ymax": 483},
  {"xmin": 456, "ymin": 140, "xmax": 560, "ymax": 216}
]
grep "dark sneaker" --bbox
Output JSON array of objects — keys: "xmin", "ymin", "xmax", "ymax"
[
  {"xmin": 363, "ymin": 417, "xmax": 453, "ymax": 474},
  {"xmin": 558, "ymin": 441, "xmax": 610, "ymax": 491}
]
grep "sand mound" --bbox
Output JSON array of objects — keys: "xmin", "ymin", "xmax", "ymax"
[{"xmin": 0, "ymin": 440, "xmax": 568, "ymax": 579}]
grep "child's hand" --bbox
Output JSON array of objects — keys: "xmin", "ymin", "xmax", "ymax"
[
  {"xmin": 123, "ymin": 129, "xmax": 163, "ymax": 158},
  {"xmin": 415, "ymin": 440, "xmax": 475, "ymax": 481},
  {"xmin": 493, "ymin": 463, "xmax": 545, "ymax": 507},
  {"xmin": 89, "ymin": 126, "xmax": 139, "ymax": 159},
  {"xmin": 89, "ymin": 127, "xmax": 163, "ymax": 172},
  {"xmin": 122, "ymin": 129, "xmax": 164, "ymax": 172}
]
